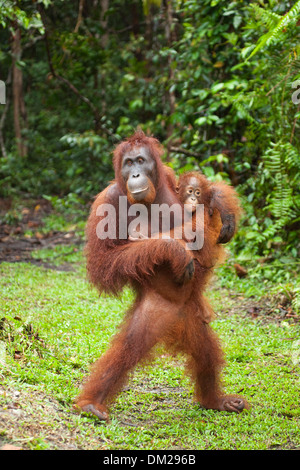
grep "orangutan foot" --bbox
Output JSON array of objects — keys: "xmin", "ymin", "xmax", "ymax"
[
  {"xmin": 75, "ymin": 402, "xmax": 109, "ymax": 421},
  {"xmin": 203, "ymin": 395, "xmax": 248, "ymax": 413}
]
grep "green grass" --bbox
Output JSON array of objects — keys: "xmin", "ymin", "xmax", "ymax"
[{"xmin": 0, "ymin": 249, "xmax": 299, "ymax": 450}]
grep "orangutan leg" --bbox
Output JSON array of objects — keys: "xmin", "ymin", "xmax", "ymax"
[
  {"xmin": 76, "ymin": 293, "xmax": 181, "ymax": 420},
  {"xmin": 184, "ymin": 314, "xmax": 248, "ymax": 413}
]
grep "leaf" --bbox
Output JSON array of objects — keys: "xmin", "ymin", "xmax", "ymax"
[
  {"xmin": 194, "ymin": 117, "xmax": 206, "ymax": 126},
  {"xmin": 233, "ymin": 15, "xmax": 242, "ymax": 30},
  {"xmin": 213, "ymin": 61, "xmax": 224, "ymax": 68},
  {"xmin": 223, "ymin": 32, "xmax": 238, "ymax": 45},
  {"xmin": 211, "ymin": 83, "xmax": 224, "ymax": 93},
  {"xmin": 129, "ymin": 99, "xmax": 143, "ymax": 110},
  {"xmin": 245, "ymin": 232, "xmax": 258, "ymax": 239},
  {"xmin": 246, "ymin": 1, "xmax": 300, "ymax": 60}
]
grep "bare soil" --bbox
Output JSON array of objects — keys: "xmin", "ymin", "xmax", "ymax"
[{"xmin": 0, "ymin": 197, "xmax": 82, "ymax": 270}]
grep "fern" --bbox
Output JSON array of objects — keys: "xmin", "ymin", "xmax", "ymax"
[
  {"xmin": 250, "ymin": 4, "xmax": 281, "ymax": 30},
  {"xmin": 261, "ymin": 141, "xmax": 300, "ymax": 239},
  {"xmin": 247, "ymin": 1, "xmax": 300, "ymax": 59}
]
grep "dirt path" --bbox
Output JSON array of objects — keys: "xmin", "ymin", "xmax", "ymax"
[{"xmin": 0, "ymin": 198, "xmax": 83, "ymax": 270}]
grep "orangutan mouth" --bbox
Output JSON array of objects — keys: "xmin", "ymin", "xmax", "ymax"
[{"xmin": 131, "ymin": 187, "xmax": 149, "ymax": 194}]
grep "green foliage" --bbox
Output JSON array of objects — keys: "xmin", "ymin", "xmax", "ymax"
[
  {"xmin": 0, "ymin": 0, "xmax": 44, "ymax": 31},
  {"xmin": 247, "ymin": 0, "xmax": 300, "ymax": 59},
  {"xmin": 261, "ymin": 141, "xmax": 300, "ymax": 239},
  {"xmin": 0, "ymin": 0, "xmax": 299, "ymax": 266}
]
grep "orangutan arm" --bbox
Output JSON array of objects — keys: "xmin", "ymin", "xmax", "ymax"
[
  {"xmin": 209, "ymin": 182, "xmax": 242, "ymax": 244},
  {"xmin": 85, "ymin": 189, "xmax": 193, "ymax": 294}
]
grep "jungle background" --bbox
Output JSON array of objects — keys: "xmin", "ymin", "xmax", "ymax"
[{"xmin": 0, "ymin": 0, "xmax": 299, "ymax": 451}]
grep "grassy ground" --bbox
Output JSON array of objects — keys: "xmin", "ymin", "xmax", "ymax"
[{"xmin": 0, "ymin": 202, "xmax": 299, "ymax": 450}]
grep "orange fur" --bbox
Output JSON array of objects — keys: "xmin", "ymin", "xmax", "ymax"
[{"xmin": 76, "ymin": 134, "xmax": 248, "ymax": 419}]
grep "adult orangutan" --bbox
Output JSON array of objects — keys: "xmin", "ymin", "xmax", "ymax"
[{"xmin": 75, "ymin": 131, "xmax": 248, "ymax": 421}]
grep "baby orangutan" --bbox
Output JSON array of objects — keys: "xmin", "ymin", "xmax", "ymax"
[
  {"xmin": 129, "ymin": 171, "xmax": 227, "ymax": 323},
  {"xmin": 125, "ymin": 172, "xmax": 247, "ymax": 416}
]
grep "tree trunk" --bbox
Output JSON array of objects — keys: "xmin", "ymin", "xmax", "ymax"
[
  {"xmin": 100, "ymin": 0, "xmax": 109, "ymax": 48},
  {"xmin": 164, "ymin": 0, "xmax": 175, "ymax": 161},
  {"xmin": 12, "ymin": 23, "xmax": 27, "ymax": 157},
  {"xmin": 74, "ymin": 0, "xmax": 85, "ymax": 33},
  {"xmin": 0, "ymin": 69, "xmax": 11, "ymax": 158}
]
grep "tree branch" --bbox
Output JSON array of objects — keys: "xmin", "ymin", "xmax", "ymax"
[
  {"xmin": 74, "ymin": 0, "xmax": 85, "ymax": 33},
  {"xmin": 38, "ymin": 4, "xmax": 115, "ymax": 138},
  {"xmin": 169, "ymin": 146, "xmax": 202, "ymax": 159},
  {"xmin": 23, "ymin": 35, "xmax": 44, "ymax": 50}
]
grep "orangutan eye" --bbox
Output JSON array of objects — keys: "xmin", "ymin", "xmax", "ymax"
[
  {"xmin": 195, "ymin": 190, "xmax": 201, "ymax": 197},
  {"xmin": 127, "ymin": 159, "xmax": 133, "ymax": 166},
  {"xmin": 137, "ymin": 157, "xmax": 144, "ymax": 164},
  {"xmin": 187, "ymin": 188, "xmax": 193, "ymax": 194}
]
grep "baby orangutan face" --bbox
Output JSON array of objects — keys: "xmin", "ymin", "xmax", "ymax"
[{"xmin": 182, "ymin": 177, "xmax": 202, "ymax": 214}]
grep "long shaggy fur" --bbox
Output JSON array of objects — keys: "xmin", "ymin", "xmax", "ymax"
[{"xmin": 76, "ymin": 132, "xmax": 247, "ymax": 418}]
